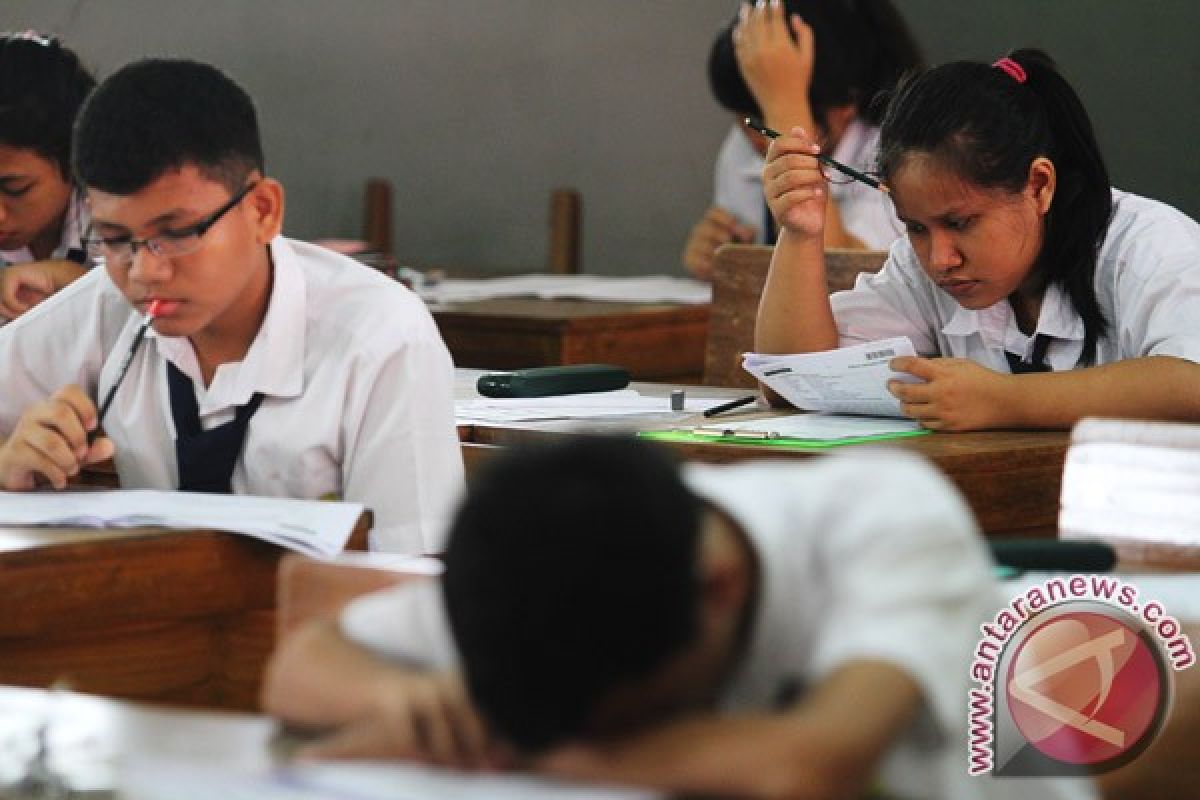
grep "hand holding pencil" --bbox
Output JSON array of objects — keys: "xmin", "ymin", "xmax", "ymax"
[{"xmin": 760, "ymin": 123, "xmax": 834, "ymax": 240}]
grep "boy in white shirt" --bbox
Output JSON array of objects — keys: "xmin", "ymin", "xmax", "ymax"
[
  {"xmin": 263, "ymin": 437, "xmax": 1093, "ymax": 799},
  {"xmin": 0, "ymin": 58, "xmax": 463, "ymax": 552}
]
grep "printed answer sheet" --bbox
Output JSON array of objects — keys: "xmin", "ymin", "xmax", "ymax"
[{"xmin": 742, "ymin": 337, "xmax": 920, "ymax": 417}]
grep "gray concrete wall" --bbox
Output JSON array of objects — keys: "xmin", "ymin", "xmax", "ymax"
[{"xmin": 8, "ymin": 1, "xmax": 1198, "ymax": 275}]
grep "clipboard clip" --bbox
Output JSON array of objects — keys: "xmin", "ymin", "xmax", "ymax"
[{"xmin": 690, "ymin": 426, "xmax": 777, "ymax": 440}]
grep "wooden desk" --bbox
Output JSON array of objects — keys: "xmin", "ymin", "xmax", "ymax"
[
  {"xmin": 453, "ymin": 371, "xmax": 1068, "ymax": 538},
  {"xmin": 0, "ymin": 519, "xmax": 369, "ymax": 713},
  {"xmin": 434, "ymin": 298, "xmax": 710, "ymax": 381}
]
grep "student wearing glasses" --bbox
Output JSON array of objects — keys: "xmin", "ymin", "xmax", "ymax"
[
  {"xmin": 0, "ymin": 59, "xmax": 464, "ymax": 553},
  {"xmin": 0, "ymin": 32, "xmax": 95, "ymax": 322}
]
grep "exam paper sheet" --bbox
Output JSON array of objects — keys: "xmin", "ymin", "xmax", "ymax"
[
  {"xmin": 742, "ymin": 337, "xmax": 919, "ymax": 418},
  {"xmin": 0, "ymin": 490, "xmax": 363, "ymax": 558}
]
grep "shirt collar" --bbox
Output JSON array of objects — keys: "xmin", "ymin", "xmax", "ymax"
[
  {"xmin": 149, "ymin": 236, "xmax": 307, "ymax": 413},
  {"xmin": 939, "ymin": 281, "xmax": 1085, "ymax": 343}
]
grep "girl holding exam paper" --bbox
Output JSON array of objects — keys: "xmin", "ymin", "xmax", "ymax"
[{"xmin": 756, "ymin": 48, "xmax": 1200, "ymax": 431}]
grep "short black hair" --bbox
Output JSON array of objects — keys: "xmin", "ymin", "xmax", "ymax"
[
  {"xmin": 0, "ymin": 33, "xmax": 95, "ymax": 177},
  {"xmin": 708, "ymin": 0, "xmax": 924, "ymax": 127},
  {"xmin": 442, "ymin": 436, "xmax": 704, "ymax": 753},
  {"xmin": 73, "ymin": 58, "xmax": 263, "ymax": 195}
]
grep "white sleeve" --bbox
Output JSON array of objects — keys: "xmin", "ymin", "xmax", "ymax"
[
  {"xmin": 1116, "ymin": 251, "xmax": 1200, "ymax": 363},
  {"xmin": 830, "ymin": 242, "xmax": 941, "ymax": 355},
  {"xmin": 713, "ymin": 126, "xmax": 766, "ymax": 237},
  {"xmin": 0, "ymin": 269, "xmax": 115, "ymax": 434},
  {"xmin": 806, "ymin": 453, "xmax": 994, "ymax": 740},
  {"xmin": 340, "ymin": 579, "xmax": 459, "ymax": 668},
  {"xmin": 341, "ymin": 311, "xmax": 465, "ymax": 554}
]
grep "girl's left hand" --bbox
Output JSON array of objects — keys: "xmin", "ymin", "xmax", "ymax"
[{"xmin": 888, "ymin": 356, "xmax": 1017, "ymax": 432}]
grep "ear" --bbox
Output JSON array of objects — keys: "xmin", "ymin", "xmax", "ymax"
[
  {"xmin": 1026, "ymin": 156, "xmax": 1056, "ymax": 216},
  {"xmin": 246, "ymin": 177, "xmax": 286, "ymax": 244},
  {"xmin": 698, "ymin": 549, "xmax": 747, "ymax": 621}
]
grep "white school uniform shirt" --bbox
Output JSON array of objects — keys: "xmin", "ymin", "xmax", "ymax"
[
  {"xmin": 712, "ymin": 120, "xmax": 903, "ymax": 249},
  {"xmin": 0, "ymin": 236, "xmax": 465, "ymax": 553},
  {"xmin": 340, "ymin": 451, "xmax": 1093, "ymax": 800},
  {"xmin": 0, "ymin": 190, "xmax": 88, "ymax": 327},
  {"xmin": 833, "ymin": 189, "xmax": 1200, "ymax": 370}
]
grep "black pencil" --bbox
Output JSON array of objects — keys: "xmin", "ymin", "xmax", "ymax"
[
  {"xmin": 92, "ymin": 301, "xmax": 161, "ymax": 440},
  {"xmin": 702, "ymin": 394, "xmax": 758, "ymax": 418},
  {"xmin": 744, "ymin": 117, "xmax": 888, "ymax": 193}
]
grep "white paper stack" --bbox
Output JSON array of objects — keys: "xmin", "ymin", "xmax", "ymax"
[
  {"xmin": 421, "ymin": 274, "xmax": 711, "ymax": 306},
  {"xmin": 456, "ymin": 388, "xmax": 714, "ymax": 423},
  {"xmin": 0, "ymin": 490, "xmax": 364, "ymax": 558},
  {"xmin": 1059, "ymin": 417, "xmax": 1200, "ymax": 546}
]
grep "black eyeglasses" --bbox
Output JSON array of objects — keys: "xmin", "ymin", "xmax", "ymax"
[{"xmin": 84, "ymin": 181, "xmax": 259, "ymax": 265}]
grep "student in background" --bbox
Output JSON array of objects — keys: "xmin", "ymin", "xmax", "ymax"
[
  {"xmin": 683, "ymin": 0, "xmax": 921, "ymax": 280},
  {"xmin": 0, "ymin": 58, "xmax": 463, "ymax": 553},
  {"xmin": 263, "ymin": 437, "xmax": 1092, "ymax": 800},
  {"xmin": 0, "ymin": 32, "xmax": 95, "ymax": 321},
  {"xmin": 756, "ymin": 48, "xmax": 1200, "ymax": 431}
]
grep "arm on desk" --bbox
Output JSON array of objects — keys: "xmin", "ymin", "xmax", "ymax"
[
  {"xmin": 537, "ymin": 660, "xmax": 919, "ymax": 800},
  {"xmin": 264, "ymin": 558, "xmax": 495, "ymax": 768},
  {"xmin": 262, "ymin": 619, "xmax": 493, "ymax": 768}
]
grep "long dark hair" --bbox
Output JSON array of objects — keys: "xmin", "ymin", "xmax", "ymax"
[
  {"xmin": 708, "ymin": 0, "xmax": 924, "ymax": 128},
  {"xmin": 878, "ymin": 48, "xmax": 1113, "ymax": 364}
]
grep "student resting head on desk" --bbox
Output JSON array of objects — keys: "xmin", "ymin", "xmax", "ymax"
[
  {"xmin": 0, "ymin": 58, "xmax": 464, "ymax": 553},
  {"xmin": 0, "ymin": 32, "xmax": 96, "ymax": 321},
  {"xmin": 262, "ymin": 437, "xmax": 1094, "ymax": 800},
  {"xmin": 683, "ymin": 0, "xmax": 922, "ymax": 280},
  {"xmin": 754, "ymin": 47, "xmax": 1200, "ymax": 432}
]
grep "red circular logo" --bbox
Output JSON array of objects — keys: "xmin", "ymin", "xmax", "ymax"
[{"xmin": 1006, "ymin": 611, "xmax": 1166, "ymax": 766}]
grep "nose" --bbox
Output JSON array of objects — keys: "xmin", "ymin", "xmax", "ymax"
[
  {"xmin": 927, "ymin": 230, "xmax": 964, "ymax": 276},
  {"xmin": 126, "ymin": 242, "xmax": 173, "ymax": 284}
]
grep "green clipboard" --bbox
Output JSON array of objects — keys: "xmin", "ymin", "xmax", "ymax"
[{"xmin": 637, "ymin": 427, "xmax": 930, "ymax": 450}]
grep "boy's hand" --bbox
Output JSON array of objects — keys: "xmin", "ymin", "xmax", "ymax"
[
  {"xmin": 888, "ymin": 356, "xmax": 1017, "ymax": 431},
  {"xmin": 294, "ymin": 671, "xmax": 498, "ymax": 770},
  {"xmin": 0, "ymin": 386, "xmax": 114, "ymax": 490},
  {"xmin": 0, "ymin": 260, "xmax": 87, "ymax": 320},
  {"xmin": 763, "ymin": 127, "xmax": 827, "ymax": 239},
  {"xmin": 682, "ymin": 207, "xmax": 756, "ymax": 281}
]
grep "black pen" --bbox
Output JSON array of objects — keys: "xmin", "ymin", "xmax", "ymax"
[
  {"xmin": 744, "ymin": 117, "xmax": 889, "ymax": 193},
  {"xmin": 702, "ymin": 394, "xmax": 758, "ymax": 418},
  {"xmin": 92, "ymin": 300, "xmax": 161, "ymax": 440}
]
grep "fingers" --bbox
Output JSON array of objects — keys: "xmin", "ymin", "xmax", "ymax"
[
  {"xmin": 0, "ymin": 265, "xmax": 56, "ymax": 319},
  {"xmin": 889, "ymin": 355, "xmax": 938, "ymax": 382},
  {"xmin": 0, "ymin": 386, "xmax": 99, "ymax": 491},
  {"xmin": 298, "ymin": 673, "xmax": 492, "ymax": 769},
  {"xmin": 683, "ymin": 208, "xmax": 756, "ymax": 280}
]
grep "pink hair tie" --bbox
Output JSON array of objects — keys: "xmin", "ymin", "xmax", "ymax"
[{"xmin": 992, "ymin": 57, "xmax": 1027, "ymax": 84}]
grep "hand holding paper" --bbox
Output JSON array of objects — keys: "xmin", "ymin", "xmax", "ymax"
[{"xmin": 743, "ymin": 337, "xmax": 922, "ymax": 418}]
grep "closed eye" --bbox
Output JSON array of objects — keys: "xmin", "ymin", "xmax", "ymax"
[{"xmin": 0, "ymin": 183, "xmax": 33, "ymax": 198}]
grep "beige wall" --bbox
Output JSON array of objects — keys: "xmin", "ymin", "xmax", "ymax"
[{"xmin": 9, "ymin": 1, "xmax": 1198, "ymax": 275}]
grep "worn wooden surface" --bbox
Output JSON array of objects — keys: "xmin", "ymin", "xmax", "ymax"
[
  {"xmin": 703, "ymin": 244, "xmax": 887, "ymax": 387},
  {"xmin": 434, "ymin": 298, "xmax": 710, "ymax": 382},
  {"xmin": 0, "ymin": 515, "xmax": 370, "ymax": 712},
  {"xmin": 464, "ymin": 418, "xmax": 1067, "ymax": 538}
]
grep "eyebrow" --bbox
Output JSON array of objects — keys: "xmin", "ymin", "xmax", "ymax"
[{"xmin": 91, "ymin": 207, "xmax": 201, "ymax": 232}]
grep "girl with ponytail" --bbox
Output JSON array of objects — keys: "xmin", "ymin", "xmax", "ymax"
[{"xmin": 755, "ymin": 48, "xmax": 1200, "ymax": 430}]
